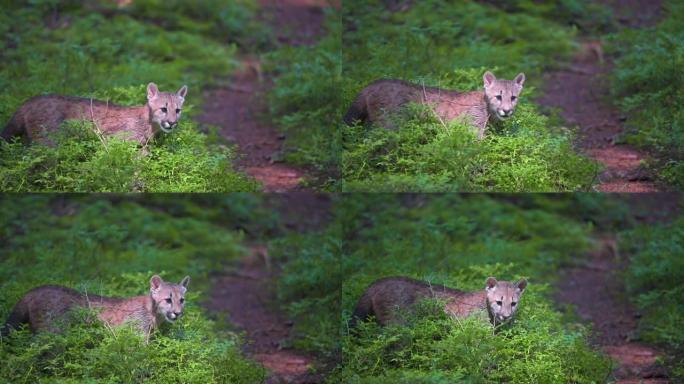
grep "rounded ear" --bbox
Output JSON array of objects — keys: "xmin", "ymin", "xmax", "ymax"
[
  {"xmin": 483, "ymin": 71, "xmax": 496, "ymax": 88},
  {"xmin": 485, "ymin": 277, "xmax": 498, "ymax": 291},
  {"xmin": 516, "ymin": 278, "xmax": 528, "ymax": 293},
  {"xmin": 147, "ymin": 83, "xmax": 159, "ymax": 100},
  {"xmin": 177, "ymin": 85, "xmax": 188, "ymax": 99},
  {"xmin": 180, "ymin": 276, "xmax": 190, "ymax": 288},
  {"xmin": 514, "ymin": 73, "xmax": 525, "ymax": 86},
  {"xmin": 150, "ymin": 275, "xmax": 163, "ymax": 291}
]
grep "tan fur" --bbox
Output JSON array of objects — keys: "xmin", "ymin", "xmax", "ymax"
[
  {"xmin": 1, "ymin": 83, "xmax": 188, "ymax": 146},
  {"xmin": 352, "ymin": 276, "xmax": 527, "ymax": 326},
  {"xmin": 343, "ymin": 71, "xmax": 525, "ymax": 139},
  {"xmin": 1, "ymin": 275, "xmax": 190, "ymax": 342}
]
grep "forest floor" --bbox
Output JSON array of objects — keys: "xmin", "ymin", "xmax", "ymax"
[
  {"xmin": 537, "ymin": 0, "xmax": 665, "ymax": 192},
  {"xmin": 556, "ymin": 193, "xmax": 680, "ymax": 383},
  {"xmin": 205, "ymin": 193, "xmax": 333, "ymax": 384},
  {"xmin": 198, "ymin": 0, "xmax": 329, "ymax": 192}
]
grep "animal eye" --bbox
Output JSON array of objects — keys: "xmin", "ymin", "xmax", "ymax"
[
  {"xmin": 176, "ymin": 108, "xmax": 181, "ymax": 113},
  {"xmin": 511, "ymin": 96, "xmax": 517, "ymax": 101},
  {"xmin": 512, "ymin": 302, "xmax": 517, "ymax": 306},
  {"xmin": 496, "ymin": 300, "xmax": 502, "ymax": 306},
  {"xmin": 495, "ymin": 95, "xmax": 502, "ymax": 101},
  {"xmin": 161, "ymin": 107, "xmax": 168, "ymax": 113},
  {"xmin": 180, "ymin": 298, "xmax": 185, "ymax": 303},
  {"xmin": 165, "ymin": 298, "xmax": 172, "ymax": 303}
]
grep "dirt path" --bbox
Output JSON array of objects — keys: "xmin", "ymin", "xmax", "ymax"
[
  {"xmin": 198, "ymin": 1, "xmax": 329, "ymax": 192},
  {"xmin": 556, "ymin": 194, "xmax": 680, "ymax": 383},
  {"xmin": 207, "ymin": 246, "xmax": 321, "ymax": 384},
  {"xmin": 206, "ymin": 193, "xmax": 332, "ymax": 383},
  {"xmin": 537, "ymin": 0, "xmax": 665, "ymax": 192}
]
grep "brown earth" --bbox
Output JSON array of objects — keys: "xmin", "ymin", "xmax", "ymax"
[
  {"xmin": 200, "ymin": 1, "xmax": 334, "ymax": 380},
  {"xmin": 556, "ymin": 236, "xmax": 668, "ymax": 382},
  {"xmin": 556, "ymin": 194, "xmax": 680, "ymax": 383},
  {"xmin": 198, "ymin": 0, "xmax": 330, "ymax": 192},
  {"xmin": 207, "ymin": 246, "xmax": 321, "ymax": 384},
  {"xmin": 599, "ymin": 0, "xmax": 664, "ymax": 28},
  {"xmin": 537, "ymin": 0, "xmax": 666, "ymax": 192},
  {"xmin": 206, "ymin": 193, "xmax": 333, "ymax": 384}
]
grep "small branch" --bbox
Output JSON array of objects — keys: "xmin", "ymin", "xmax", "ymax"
[{"xmin": 89, "ymin": 98, "xmax": 109, "ymax": 153}]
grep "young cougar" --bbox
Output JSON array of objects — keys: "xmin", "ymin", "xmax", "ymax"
[{"xmin": 1, "ymin": 83, "xmax": 188, "ymax": 146}]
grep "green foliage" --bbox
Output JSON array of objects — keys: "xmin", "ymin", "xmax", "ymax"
[
  {"xmin": 609, "ymin": 0, "xmax": 684, "ymax": 187},
  {"xmin": 482, "ymin": 0, "xmax": 615, "ymax": 33},
  {"xmin": 129, "ymin": 0, "xmax": 272, "ymax": 50},
  {"xmin": 339, "ymin": 283, "xmax": 610, "ymax": 383},
  {"xmin": 0, "ymin": 3, "xmax": 258, "ymax": 192},
  {"xmin": 622, "ymin": 217, "xmax": 684, "ymax": 377},
  {"xmin": 342, "ymin": 73, "xmax": 597, "ymax": 191},
  {"xmin": 271, "ymin": 224, "xmax": 342, "ymax": 361},
  {"xmin": 342, "ymin": 0, "xmax": 577, "ymax": 83},
  {"xmin": 334, "ymin": 194, "xmax": 611, "ymax": 382},
  {"xmin": 2, "ymin": 310, "xmax": 263, "ymax": 384},
  {"xmin": 266, "ymin": 12, "xmax": 342, "ymax": 184},
  {"xmin": 0, "ymin": 7, "xmax": 236, "ymax": 112},
  {"xmin": 338, "ymin": 195, "xmax": 594, "ymax": 289},
  {"xmin": 0, "ymin": 196, "xmax": 273, "ymax": 383},
  {"xmin": 0, "ymin": 116, "xmax": 258, "ymax": 192},
  {"xmin": 340, "ymin": 0, "xmax": 599, "ymax": 191}
]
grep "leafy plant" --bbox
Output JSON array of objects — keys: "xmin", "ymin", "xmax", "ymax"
[
  {"xmin": 342, "ymin": 73, "xmax": 597, "ymax": 191},
  {"xmin": 0, "ymin": 115, "xmax": 258, "ymax": 192},
  {"xmin": 0, "ymin": 2, "xmax": 259, "ymax": 192},
  {"xmin": 266, "ymin": 11, "xmax": 342, "ymax": 186},
  {"xmin": 0, "ymin": 195, "xmax": 275, "ymax": 383},
  {"xmin": 333, "ymin": 194, "xmax": 611, "ymax": 382},
  {"xmin": 338, "ymin": 0, "xmax": 599, "ymax": 191},
  {"xmin": 622, "ymin": 217, "xmax": 684, "ymax": 378},
  {"xmin": 129, "ymin": 0, "xmax": 272, "ymax": 50},
  {"xmin": 609, "ymin": 0, "xmax": 684, "ymax": 187}
]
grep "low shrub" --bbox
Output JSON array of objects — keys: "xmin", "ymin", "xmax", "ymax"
[
  {"xmin": 609, "ymin": 0, "xmax": 684, "ymax": 187},
  {"xmin": 0, "ymin": 196, "xmax": 272, "ymax": 383},
  {"xmin": 622, "ymin": 217, "xmax": 684, "ymax": 378},
  {"xmin": 0, "ymin": 3, "xmax": 257, "ymax": 192},
  {"xmin": 338, "ymin": 0, "xmax": 600, "ymax": 191}
]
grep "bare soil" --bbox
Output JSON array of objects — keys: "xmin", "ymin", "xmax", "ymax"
[
  {"xmin": 200, "ymin": 1, "xmax": 334, "ymax": 379},
  {"xmin": 556, "ymin": 194, "xmax": 680, "ymax": 383},
  {"xmin": 206, "ymin": 193, "xmax": 333, "ymax": 384},
  {"xmin": 599, "ymin": 0, "xmax": 664, "ymax": 28},
  {"xmin": 198, "ymin": 0, "xmax": 330, "ymax": 192},
  {"xmin": 207, "ymin": 246, "xmax": 321, "ymax": 384},
  {"xmin": 537, "ymin": 0, "xmax": 665, "ymax": 192}
]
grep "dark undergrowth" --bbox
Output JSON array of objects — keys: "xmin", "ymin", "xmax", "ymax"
[
  {"xmin": 0, "ymin": 195, "xmax": 280, "ymax": 383},
  {"xmin": 266, "ymin": 9, "xmax": 342, "ymax": 188},
  {"xmin": 622, "ymin": 216, "xmax": 684, "ymax": 379},
  {"xmin": 608, "ymin": 0, "xmax": 684, "ymax": 188},
  {"xmin": 269, "ymin": 203, "xmax": 342, "ymax": 367},
  {"xmin": 0, "ymin": 1, "xmax": 265, "ymax": 192}
]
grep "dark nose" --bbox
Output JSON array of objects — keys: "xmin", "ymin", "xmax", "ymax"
[
  {"xmin": 503, "ymin": 109, "xmax": 512, "ymax": 115},
  {"xmin": 170, "ymin": 121, "xmax": 178, "ymax": 128},
  {"xmin": 174, "ymin": 311, "xmax": 182, "ymax": 317}
]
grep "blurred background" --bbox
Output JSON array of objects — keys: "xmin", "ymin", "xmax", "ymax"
[
  {"xmin": 0, "ymin": 193, "xmax": 338, "ymax": 383},
  {"xmin": 338, "ymin": 193, "xmax": 682, "ymax": 383},
  {"xmin": 341, "ymin": 0, "xmax": 682, "ymax": 193},
  {"xmin": 0, "ymin": 0, "xmax": 339, "ymax": 192}
]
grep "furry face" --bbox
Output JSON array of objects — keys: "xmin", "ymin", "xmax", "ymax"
[
  {"xmin": 483, "ymin": 71, "xmax": 525, "ymax": 121},
  {"xmin": 485, "ymin": 277, "xmax": 527, "ymax": 325},
  {"xmin": 146, "ymin": 83, "xmax": 188, "ymax": 133},
  {"xmin": 149, "ymin": 275, "xmax": 190, "ymax": 323}
]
